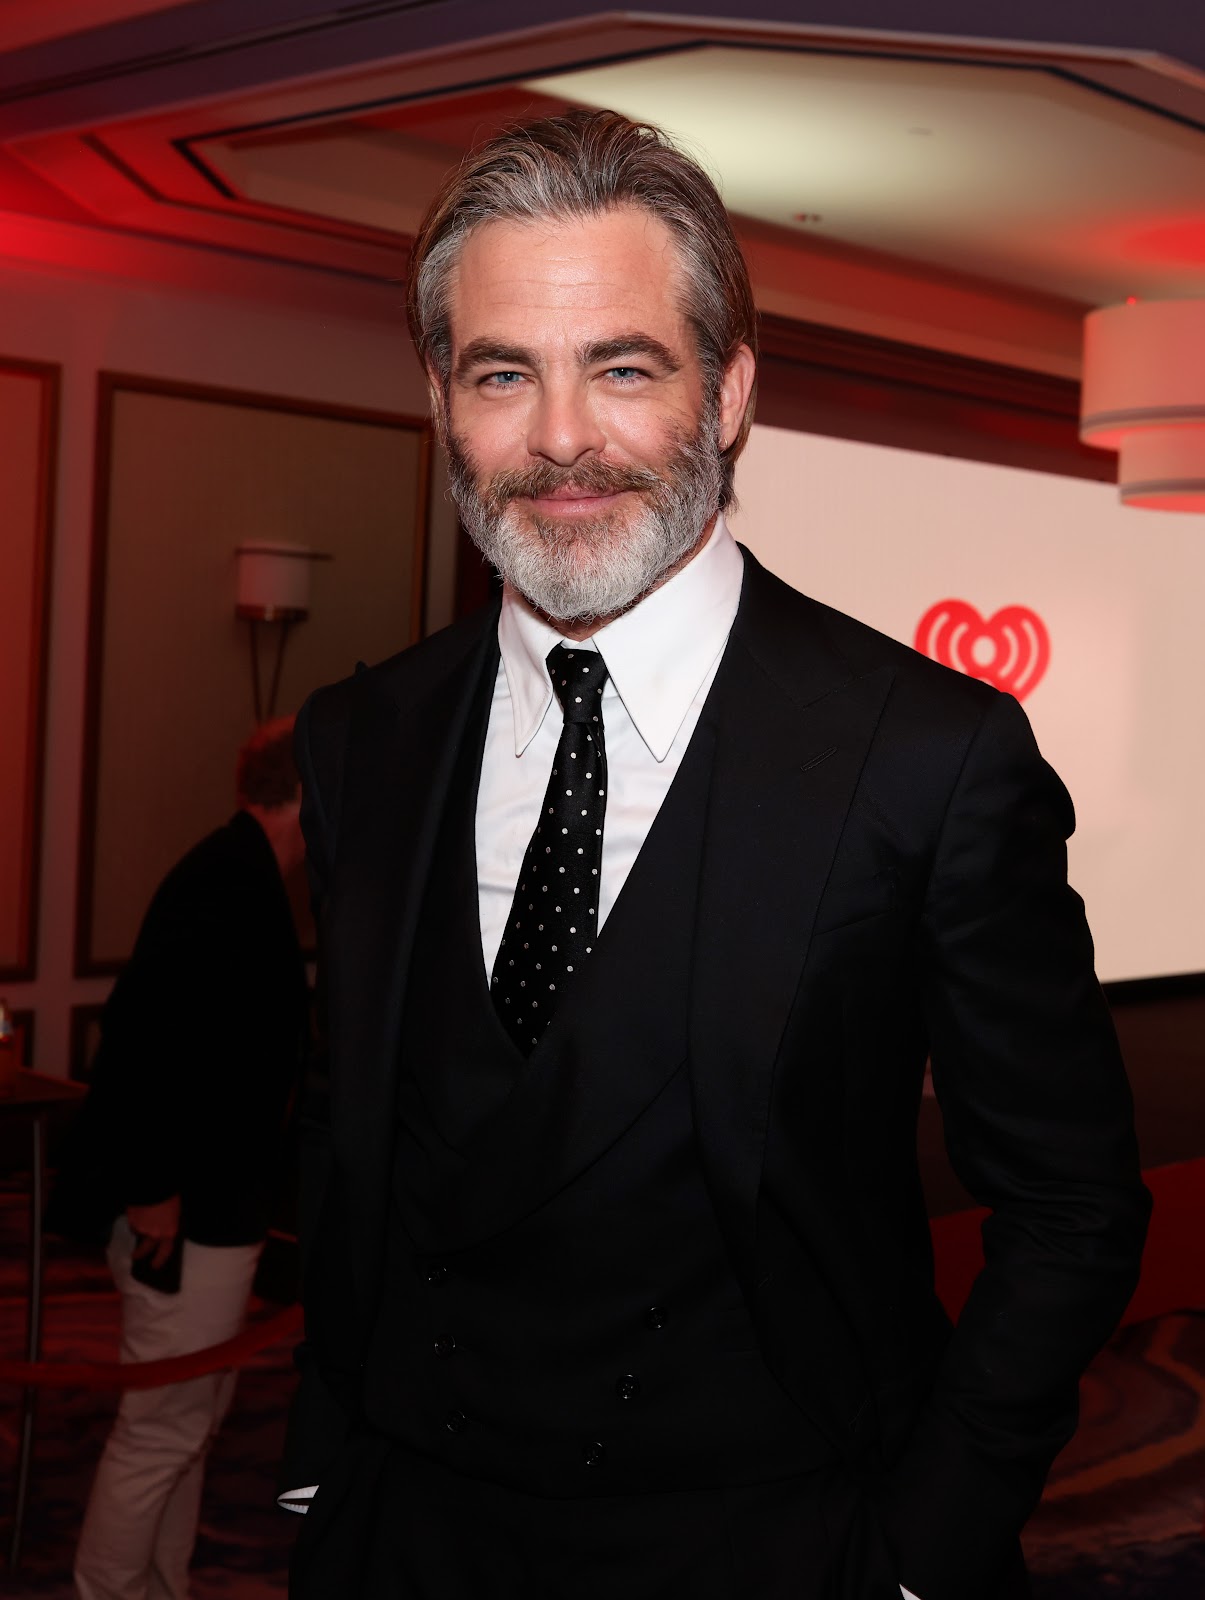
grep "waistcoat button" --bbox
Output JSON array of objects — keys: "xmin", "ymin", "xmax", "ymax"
[
  {"xmin": 445, "ymin": 1410, "xmax": 467, "ymax": 1434},
  {"xmin": 583, "ymin": 1441, "xmax": 606, "ymax": 1467},
  {"xmin": 433, "ymin": 1334, "xmax": 457, "ymax": 1358},
  {"xmin": 426, "ymin": 1264, "xmax": 448, "ymax": 1286},
  {"xmin": 644, "ymin": 1306, "xmax": 667, "ymax": 1331},
  {"xmin": 616, "ymin": 1374, "xmax": 641, "ymax": 1401}
]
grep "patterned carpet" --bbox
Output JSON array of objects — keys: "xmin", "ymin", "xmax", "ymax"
[
  {"xmin": 1026, "ymin": 1313, "xmax": 1205, "ymax": 1597},
  {"xmin": 1, "ymin": 1192, "xmax": 1203, "ymax": 1597}
]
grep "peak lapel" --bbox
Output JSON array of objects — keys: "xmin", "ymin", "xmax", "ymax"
[
  {"xmin": 328, "ymin": 611, "xmax": 499, "ymax": 1307},
  {"xmin": 690, "ymin": 556, "xmax": 895, "ymax": 1280}
]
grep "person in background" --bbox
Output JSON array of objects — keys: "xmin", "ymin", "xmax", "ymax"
[{"xmin": 50, "ymin": 716, "xmax": 309, "ymax": 1600}]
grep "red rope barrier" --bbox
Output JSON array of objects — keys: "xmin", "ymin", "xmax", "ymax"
[{"xmin": 0, "ymin": 1304, "xmax": 302, "ymax": 1390}]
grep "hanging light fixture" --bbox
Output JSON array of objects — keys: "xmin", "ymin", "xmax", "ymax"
[
  {"xmin": 234, "ymin": 541, "xmax": 331, "ymax": 723},
  {"xmin": 1080, "ymin": 298, "xmax": 1205, "ymax": 512}
]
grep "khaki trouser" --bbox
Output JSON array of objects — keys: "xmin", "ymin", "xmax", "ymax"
[{"xmin": 75, "ymin": 1218, "xmax": 262, "ymax": 1600}]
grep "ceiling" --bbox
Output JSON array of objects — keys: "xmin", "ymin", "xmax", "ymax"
[
  {"xmin": 0, "ymin": 0, "xmax": 181, "ymax": 53},
  {"xmin": 1, "ymin": 3, "xmax": 1204, "ymax": 375},
  {"xmin": 524, "ymin": 50, "xmax": 1205, "ymax": 307}
]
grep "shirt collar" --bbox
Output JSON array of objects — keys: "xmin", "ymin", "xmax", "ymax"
[{"xmin": 497, "ymin": 514, "xmax": 744, "ymax": 761}]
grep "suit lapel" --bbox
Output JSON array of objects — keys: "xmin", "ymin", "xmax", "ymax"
[
  {"xmin": 327, "ymin": 609, "xmax": 499, "ymax": 1311},
  {"xmin": 690, "ymin": 555, "xmax": 896, "ymax": 1281}
]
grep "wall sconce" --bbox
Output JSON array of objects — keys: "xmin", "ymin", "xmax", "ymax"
[
  {"xmin": 235, "ymin": 541, "xmax": 331, "ymax": 723},
  {"xmin": 1080, "ymin": 298, "xmax": 1205, "ymax": 512}
]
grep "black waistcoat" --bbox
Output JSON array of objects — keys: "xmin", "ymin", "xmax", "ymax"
[{"xmin": 362, "ymin": 671, "xmax": 832, "ymax": 1497}]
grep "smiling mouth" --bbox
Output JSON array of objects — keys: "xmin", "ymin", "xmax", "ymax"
[{"xmin": 525, "ymin": 489, "xmax": 631, "ymax": 515}]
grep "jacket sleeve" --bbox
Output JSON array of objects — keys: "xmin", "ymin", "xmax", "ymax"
[
  {"xmin": 880, "ymin": 689, "xmax": 1150, "ymax": 1600},
  {"xmin": 278, "ymin": 690, "xmax": 360, "ymax": 1498}
]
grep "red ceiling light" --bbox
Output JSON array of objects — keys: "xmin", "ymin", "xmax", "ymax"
[{"xmin": 1080, "ymin": 299, "xmax": 1205, "ymax": 513}]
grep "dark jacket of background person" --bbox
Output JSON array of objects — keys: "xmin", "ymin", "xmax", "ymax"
[{"xmin": 50, "ymin": 809, "xmax": 309, "ymax": 1248}]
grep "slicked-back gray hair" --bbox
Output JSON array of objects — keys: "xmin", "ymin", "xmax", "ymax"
[{"xmin": 407, "ymin": 108, "xmax": 757, "ymax": 511}]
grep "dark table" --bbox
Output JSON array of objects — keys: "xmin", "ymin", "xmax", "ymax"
[{"xmin": 1, "ymin": 1070, "xmax": 86, "ymax": 1572}]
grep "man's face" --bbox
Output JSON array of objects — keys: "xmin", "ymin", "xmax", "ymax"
[{"xmin": 440, "ymin": 206, "xmax": 743, "ymax": 626}]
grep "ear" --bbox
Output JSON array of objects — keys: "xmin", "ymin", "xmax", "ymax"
[{"xmin": 717, "ymin": 344, "xmax": 756, "ymax": 451}]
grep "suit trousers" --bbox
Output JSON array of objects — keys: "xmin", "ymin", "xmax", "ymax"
[
  {"xmin": 288, "ymin": 1428, "xmax": 911, "ymax": 1600},
  {"xmin": 75, "ymin": 1219, "xmax": 262, "ymax": 1600}
]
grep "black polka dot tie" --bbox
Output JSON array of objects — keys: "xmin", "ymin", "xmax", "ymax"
[{"xmin": 491, "ymin": 643, "xmax": 609, "ymax": 1055}]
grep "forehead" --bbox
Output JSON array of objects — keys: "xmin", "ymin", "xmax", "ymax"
[{"xmin": 446, "ymin": 205, "xmax": 690, "ymax": 350}]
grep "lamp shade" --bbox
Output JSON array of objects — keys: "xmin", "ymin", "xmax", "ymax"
[
  {"xmin": 1081, "ymin": 299, "xmax": 1205, "ymax": 512},
  {"xmin": 235, "ymin": 541, "xmax": 327, "ymax": 620}
]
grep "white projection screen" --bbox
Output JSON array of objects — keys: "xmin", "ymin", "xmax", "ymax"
[{"xmin": 730, "ymin": 424, "xmax": 1205, "ymax": 985}]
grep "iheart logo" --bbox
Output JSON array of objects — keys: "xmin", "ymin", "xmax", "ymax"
[{"xmin": 914, "ymin": 600, "xmax": 1050, "ymax": 701}]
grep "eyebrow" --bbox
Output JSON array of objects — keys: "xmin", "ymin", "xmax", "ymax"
[
  {"xmin": 454, "ymin": 340, "xmax": 536, "ymax": 381},
  {"xmin": 579, "ymin": 334, "xmax": 682, "ymax": 373},
  {"xmin": 453, "ymin": 332, "xmax": 683, "ymax": 382}
]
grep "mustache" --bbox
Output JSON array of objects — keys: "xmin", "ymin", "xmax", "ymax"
[{"xmin": 477, "ymin": 456, "xmax": 666, "ymax": 510}]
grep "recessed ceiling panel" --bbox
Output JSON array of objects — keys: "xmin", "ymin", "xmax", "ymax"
[
  {"xmin": 524, "ymin": 47, "xmax": 1205, "ymax": 304},
  {"xmin": 196, "ymin": 86, "xmax": 572, "ymax": 241}
]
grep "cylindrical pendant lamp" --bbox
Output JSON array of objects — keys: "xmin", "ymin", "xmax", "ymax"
[{"xmin": 1080, "ymin": 298, "xmax": 1205, "ymax": 512}]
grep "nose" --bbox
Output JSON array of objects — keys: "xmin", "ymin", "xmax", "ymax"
[{"xmin": 526, "ymin": 374, "xmax": 606, "ymax": 466}]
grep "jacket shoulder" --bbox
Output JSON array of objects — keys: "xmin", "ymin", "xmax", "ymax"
[
  {"xmin": 300, "ymin": 603, "xmax": 497, "ymax": 744},
  {"xmin": 138, "ymin": 817, "xmax": 244, "ymax": 922},
  {"xmin": 740, "ymin": 558, "xmax": 1052, "ymax": 865},
  {"xmin": 744, "ymin": 553, "xmax": 1001, "ymax": 731},
  {"xmin": 295, "ymin": 603, "xmax": 498, "ymax": 834}
]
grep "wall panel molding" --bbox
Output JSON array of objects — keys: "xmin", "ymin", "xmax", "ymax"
[
  {"xmin": 78, "ymin": 372, "xmax": 431, "ymax": 975},
  {"xmin": 0, "ymin": 356, "xmax": 59, "ymax": 982},
  {"xmin": 757, "ymin": 312, "xmax": 1112, "ymax": 483},
  {"xmin": 68, "ymin": 1002, "xmax": 105, "ymax": 1082}
]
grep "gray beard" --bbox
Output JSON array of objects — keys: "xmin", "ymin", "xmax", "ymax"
[{"xmin": 444, "ymin": 415, "xmax": 724, "ymax": 625}]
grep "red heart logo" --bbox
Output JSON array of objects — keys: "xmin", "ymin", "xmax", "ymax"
[{"xmin": 914, "ymin": 600, "xmax": 1050, "ymax": 701}]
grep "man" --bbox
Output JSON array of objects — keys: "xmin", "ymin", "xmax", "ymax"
[
  {"xmin": 52, "ymin": 717, "xmax": 310, "ymax": 1600},
  {"xmin": 281, "ymin": 112, "xmax": 1148, "ymax": 1599}
]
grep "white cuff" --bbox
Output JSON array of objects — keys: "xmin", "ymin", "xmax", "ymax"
[{"xmin": 277, "ymin": 1484, "xmax": 317, "ymax": 1515}]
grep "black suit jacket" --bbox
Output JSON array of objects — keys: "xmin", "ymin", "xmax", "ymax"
[
  {"xmin": 50, "ymin": 810, "xmax": 309, "ymax": 1248},
  {"xmin": 285, "ymin": 551, "xmax": 1148, "ymax": 1599}
]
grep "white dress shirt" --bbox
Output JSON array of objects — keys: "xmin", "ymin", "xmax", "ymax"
[
  {"xmin": 279, "ymin": 514, "xmax": 922, "ymax": 1599},
  {"xmin": 476, "ymin": 514, "xmax": 743, "ymax": 976}
]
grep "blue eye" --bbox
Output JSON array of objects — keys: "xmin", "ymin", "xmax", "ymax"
[
  {"xmin": 607, "ymin": 367, "xmax": 643, "ymax": 382},
  {"xmin": 483, "ymin": 371, "xmax": 524, "ymax": 389}
]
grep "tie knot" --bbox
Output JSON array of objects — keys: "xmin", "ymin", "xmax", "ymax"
[{"xmin": 548, "ymin": 643, "xmax": 608, "ymax": 725}]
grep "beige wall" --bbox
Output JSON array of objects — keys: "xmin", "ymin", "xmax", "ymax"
[
  {"xmin": 0, "ymin": 216, "xmax": 437, "ymax": 1073},
  {"xmin": 87, "ymin": 388, "xmax": 426, "ymax": 968}
]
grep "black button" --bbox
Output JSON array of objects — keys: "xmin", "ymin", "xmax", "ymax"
[
  {"xmin": 615, "ymin": 1374, "xmax": 641, "ymax": 1401},
  {"xmin": 433, "ymin": 1334, "xmax": 457, "ymax": 1358},
  {"xmin": 445, "ymin": 1410, "xmax": 467, "ymax": 1434},
  {"xmin": 644, "ymin": 1306, "xmax": 667, "ymax": 1331},
  {"xmin": 583, "ymin": 1440, "xmax": 606, "ymax": 1467},
  {"xmin": 425, "ymin": 1264, "xmax": 448, "ymax": 1287}
]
